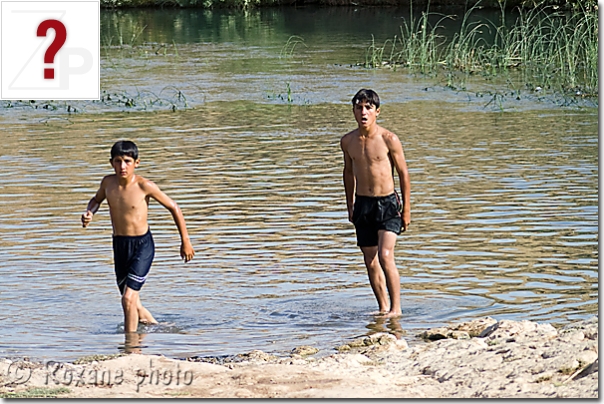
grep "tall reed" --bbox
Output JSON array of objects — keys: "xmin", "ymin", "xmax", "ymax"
[
  {"xmin": 365, "ymin": 0, "xmax": 598, "ymax": 98},
  {"xmin": 503, "ymin": 2, "xmax": 598, "ymax": 95}
]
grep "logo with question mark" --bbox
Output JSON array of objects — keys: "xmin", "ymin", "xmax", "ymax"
[
  {"xmin": 0, "ymin": 1, "xmax": 100, "ymax": 100},
  {"xmin": 37, "ymin": 19, "xmax": 67, "ymax": 80}
]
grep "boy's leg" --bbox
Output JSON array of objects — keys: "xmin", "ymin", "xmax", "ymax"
[
  {"xmin": 121, "ymin": 286, "xmax": 158, "ymax": 329},
  {"xmin": 137, "ymin": 299, "xmax": 158, "ymax": 325},
  {"xmin": 122, "ymin": 286, "xmax": 140, "ymax": 333},
  {"xmin": 360, "ymin": 246, "xmax": 389, "ymax": 314},
  {"xmin": 377, "ymin": 230, "xmax": 402, "ymax": 317}
]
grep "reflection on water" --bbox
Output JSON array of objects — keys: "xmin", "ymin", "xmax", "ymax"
[{"xmin": 0, "ymin": 8, "xmax": 597, "ymax": 363}]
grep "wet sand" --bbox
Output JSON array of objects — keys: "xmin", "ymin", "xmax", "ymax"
[{"xmin": 0, "ymin": 316, "xmax": 597, "ymax": 398}]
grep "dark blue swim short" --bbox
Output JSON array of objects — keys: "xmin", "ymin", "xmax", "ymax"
[
  {"xmin": 352, "ymin": 193, "xmax": 403, "ymax": 247},
  {"xmin": 112, "ymin": 229, "xmax": 155, "ymax": 294}
]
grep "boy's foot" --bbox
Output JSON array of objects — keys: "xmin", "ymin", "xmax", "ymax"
[
  {"xmin": 370, "ymin": 310, "xmax": 389, "ymax": 316},
  {"xmin": 139, "ymin": 318, "xmax": 159, "ymax": 325},
  {"xmin": 137, "ymin": 304, "xmax": 158, "ymax": 325},
  {"xmin": 382, "ymin": 311, "xmax": 402, "ymax": 319}
]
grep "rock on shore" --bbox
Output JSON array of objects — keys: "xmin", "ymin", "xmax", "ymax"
[{"xmin": 0, "ymin": 317, "xmax": 597, "ymax": 398}]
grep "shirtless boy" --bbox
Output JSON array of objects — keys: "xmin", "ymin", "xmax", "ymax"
[
  {"xmin": 81, "ymin": 140, "xmax": 194, "ymax": 334},
  {"xmin": 340, "ymin": 89, "xmax": 411, "ymax": 318}
]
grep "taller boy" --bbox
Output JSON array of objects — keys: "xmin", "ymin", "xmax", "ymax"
[
  {"xmin": 82, "ymin": 140, "xmax": 195, "ymax": 333},
  {"xmin": 340, "ymin": 89, "xmax": 411, "ymax": 317}
]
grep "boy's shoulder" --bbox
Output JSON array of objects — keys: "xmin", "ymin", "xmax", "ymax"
[
  {"xmin": 100, "ymin": 173, "xmax": 117, "ymax": 185},
  {"xmin": 135, "ymin": 174, "xmax": 156, "ymax": 185},
  {"xmin": 341, "ymin": 128, "xmax": 359, "ymax": 144},
  {"xmin": 133, "ymin": 175, "xmax": 161, "ymax": 194},
  {"xmin": 379, "ymin": 126, "xmax": 401, "ymax": 143}
]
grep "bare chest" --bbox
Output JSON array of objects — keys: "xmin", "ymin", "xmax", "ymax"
[
  {"xmin": 106, "ymin": 185, "xmax": 148, "ymax": 212},
  {"xmin": 349, "ymin": 137, "xmax": 390, "ymax": 165}
]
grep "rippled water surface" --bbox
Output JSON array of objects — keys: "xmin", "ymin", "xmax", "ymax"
[{"xmin": 0, "ymin": 8, "xmax": 598, "ymax": 362}]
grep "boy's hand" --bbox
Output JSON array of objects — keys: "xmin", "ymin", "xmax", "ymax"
[
  {"xmin": 402, "ymin": 209, "xmax": 411, "ymax": 232},
  {"xmin": 81, "ymin": 211, "xmax": 93, "ymax": 228},
  {"xmin": 180, "ymin": 240, "xmax": 195, "ymax": 263}
]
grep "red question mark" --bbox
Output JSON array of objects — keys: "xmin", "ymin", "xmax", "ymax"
[{"xmin": 36, "ymin": 19, "xmax": 67, "ymax": 80}]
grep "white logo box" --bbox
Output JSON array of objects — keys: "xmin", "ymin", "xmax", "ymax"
[{"xmin": 1, "ymin": 0, "xmax": 100, "ymax": 100}]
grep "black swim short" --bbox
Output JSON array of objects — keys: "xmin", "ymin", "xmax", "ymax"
[
  {"xmin": 352, "ymin": 193, "xmax": 403, "ymax": 247},
  {"xmin": 112, "ymin": 229, "xmax": 155, "ymax": 294}
]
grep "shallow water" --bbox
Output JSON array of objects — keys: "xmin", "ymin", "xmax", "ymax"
[{"xmin": 0, "ymin": 8, "xmax": 598, "ymax": 363}]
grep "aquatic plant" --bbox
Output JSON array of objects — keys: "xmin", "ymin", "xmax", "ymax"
[
  {"xmin": 102, "ymin": 17, "xmax": 147, "ymax": 48},
  {"xmin": 98, "ymin": 0, "xmax": 596, "ymax": 9},
  {"xmin": 265, "ymin": 81, "xmax": 296, "ymax": 104},
  {"xmin": 279, "ymin": 36, "xmax": 308, "ymax": 59},
  {"xmin": 504, "ymin": 2, "xmax": 598, "ymax": 96},
  {"xmin": 97, "ymin": 87, "xmax": 191, "ymax": 111},
  {"xmin": 395, "ymin": 5, "xmax": 449, "ymax": 74},
  {"xmin": 364, "ymin": 0, "xmax": 598, "ymax": 99}
]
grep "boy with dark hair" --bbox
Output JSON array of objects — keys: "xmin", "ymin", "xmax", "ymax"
[
  {"xmin": 340, "ymin": 89, "xmax": 411, "ymax": 318},
  {"xmin": 82, "ymin": 140, "xmax": 195, "ymax": 333}
]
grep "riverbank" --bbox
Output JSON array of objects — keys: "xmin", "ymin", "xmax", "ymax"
[{"xmin": 0, "ymin": 316, "xmax": 597, "ymax": 398}]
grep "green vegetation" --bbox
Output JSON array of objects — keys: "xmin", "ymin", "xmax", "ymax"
[
  {"xmin": 99, "ymin": 0, "xmax": 594, "ymax": 9},
  {"xmin": 73, "ymin": 353, "xmax": 126, "ymax": 364},
  {"xmin": 279, "ymin": 36, "xmax": 307, "ymax": 60},
  {"xmin": 0, "ymin": 387, "xmax": 70, "ymax": 398},
  {"xmin": 96, "ymin": 87, "xmax": 191, "ymax": 111},
  {"xmin": 101, "ymin": 0, "xmax": 282, "ymax": 7},
  {"xmin": 364, "ymin": 0, "xmax": 598, "ymax": 99},
  {"xmin": 535, "ymin": 374, "xmax": 553, "ymax": 383}
]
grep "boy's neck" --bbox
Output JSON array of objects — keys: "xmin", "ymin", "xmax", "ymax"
[
  {"xmin": 117, "ymin": 173, "xmax": 136, "ymax": 186},
  {"xmin": 359, "ymin": 123, "xmax": 379, "ymax": 137}
]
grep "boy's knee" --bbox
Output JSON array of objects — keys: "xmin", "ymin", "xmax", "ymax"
[
  {"xmin": 363, "ymin": 255, "xmax": 375, "ymax": 266},
  {"xmin": 378, "ymin": 248, "xmax": 394, "ymax": 263},
  {"xmin": 121, "ymin": 291, "xmax": 138, "ymax": 308}
]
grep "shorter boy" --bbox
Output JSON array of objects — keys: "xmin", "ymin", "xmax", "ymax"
[{"xmin": 82, "ymin": 140, "xmax": 194, "ymax": 334}]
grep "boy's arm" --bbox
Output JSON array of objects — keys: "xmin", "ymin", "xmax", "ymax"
[
  {"xmin": 386, "ymin": 132, "xmax": 411, "ymax": 231},
  {"xmin": 143, "ymin": 180, "xmax": 195, "ymax": 263},
  {"xmin": 340, "ymin": 136, "xmax": 356, "ymax": 222},
  {"xmin": 82, "ymin": 178, "xmax": 107, "ymax": 228}
]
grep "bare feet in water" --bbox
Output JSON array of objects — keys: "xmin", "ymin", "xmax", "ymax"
[
  {"xmin": 372, "ymin": 310, "xmax": 402, "ymax": 319},
  {"xmin": 139, "ymin": 318, "xmax": 158, "ymax": 325},
  {"xmin": 137, "ymin": 302, "xmax": 158, "ymax": 325},
  {"xmin": 382, "ymin": 311, "xmax": 402, "ymax": 318}
]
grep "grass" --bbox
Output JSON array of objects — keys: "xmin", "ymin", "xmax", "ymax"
[
  {"xmin": 99, "ymin": 0, "xmax": 593, "ymax": 8},
  {"xmin": 363, "ymin": 0, "xmax": 598, "ymax": 101},
  {"xmin": 0, "ymin": 387, "xmax": 70, "ymax": 398},
  {"xmin": 73, "ymin": 353, "xmax": 126, "ymax": 365},
  {"xmin": 279, "ymin": 36, "xmax": 308, "ymax": 60}
]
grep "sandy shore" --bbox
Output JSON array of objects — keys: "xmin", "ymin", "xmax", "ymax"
[{"xmin": 0, "ymin": 316, "xmax": 597, "ymax": 398}]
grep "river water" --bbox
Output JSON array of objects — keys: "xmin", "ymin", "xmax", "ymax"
[{"xmin": 0, "ymin": 7, "xmax": 598, "ymax": 362}]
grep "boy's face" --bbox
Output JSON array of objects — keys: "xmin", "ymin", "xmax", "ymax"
[
  {"xmin": 110, "ymin": 155, "xmax": 139, "ymax": 178},
  {"xmin": 353, "ymin": 100, "xmax": 380, "ymax": 129}
]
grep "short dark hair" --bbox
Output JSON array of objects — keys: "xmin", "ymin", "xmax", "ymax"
[
  {"xmin": 352, "ymin": 89, "xmax": 380, "ymax": 109},
  {"xmin": 111, "ymin": 140, "xmax": 139, "ymax": 160}
]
